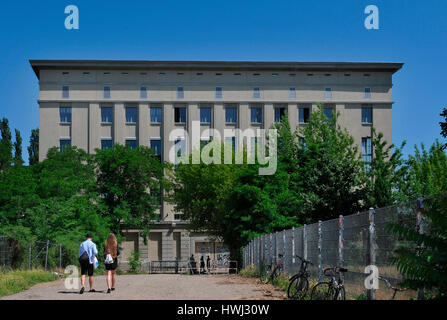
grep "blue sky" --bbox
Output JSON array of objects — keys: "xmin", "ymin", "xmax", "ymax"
[{"xmin": 0, "ymin": 0, "xmax": 446, "ymax": 164}]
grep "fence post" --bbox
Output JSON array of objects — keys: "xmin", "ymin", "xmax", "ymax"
[
  {"xmin": 28, "ymin": 245, "xmax": 32, "ymax": 270},
  {"xmin": 292, "ymin": 227, "xmax": 296, "ymax": 267},
  {"xmin": 44, "ymin": 240, "xmax": 49, "ymax": 271},
  {"xmin": 303, "ymin": 224, "xmax": 307, "ymax": 261},
  {"xmin": 339, "ymin": 215, "xmax": 344, "ymax": 268},
  {"xmin": 367, "ymin": 208, "xmax": 376, "ymax": 300},
  {"xmin": 283, "ymin": 230, "xmax": 286, "ymax": 273},
  {"xmin": 417, "ymin": 199, "xmax": 425, "ymax": 300},
  {"xmin": 59, "ymin": 244, "xmax": 62, "ymax": 270},
  {"xmin": 318, "ymin": 221, "xmax": 322, "ymax": 282},
  {"xmin": 269, "ymin": 234, "xmax": 273, "ymax": 267}
]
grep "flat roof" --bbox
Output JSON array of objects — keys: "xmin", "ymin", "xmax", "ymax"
[{"xmin": 29, "ymin": 60, "xmax": 404, "ymax": 79}]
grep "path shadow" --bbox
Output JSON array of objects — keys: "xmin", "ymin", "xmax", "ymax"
[{"xmin": 58, "ymin": 290, "xmax": 106, "ymax": 294}]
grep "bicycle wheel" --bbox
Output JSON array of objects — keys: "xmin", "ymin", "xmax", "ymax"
[
  {"xmin": 287, "ymin": 275, "xmax": 309, "ymax": 300},
  {"xmin": 311, "ymin": 282, "xmax": 333, "ymax": 300},
  {"xmin": 262, "ymin": 268, "xmax": 274, "ymax": 284},
  {"xmin": 334, "ymin": 286, "xmax": 346, "ymax": 300}
]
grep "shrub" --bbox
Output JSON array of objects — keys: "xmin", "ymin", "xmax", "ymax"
[{"xmin": 128, "ymin": 250, "xmax": 142, "ymax": 273}]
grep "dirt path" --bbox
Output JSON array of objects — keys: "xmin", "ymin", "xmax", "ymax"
[{"xmin": 1, "ymin": 274, "xmax": 286, "ymax": 300}]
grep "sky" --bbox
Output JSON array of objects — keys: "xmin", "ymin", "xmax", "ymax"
[{"xmin": 0, "ymin": 0, "xmax": 446, "ymax": 164}]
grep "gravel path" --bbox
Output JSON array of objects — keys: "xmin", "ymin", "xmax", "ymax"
[{"xmin": 1, "ymin": 274, "xmax": 286, "ymax": 300}]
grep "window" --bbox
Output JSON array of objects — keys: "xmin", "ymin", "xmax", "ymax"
[
  {"xmin": 364, "ymin": 87, "xmax": 372, "ymax": 100},
  {"xmin": 362, "ymin": 106, "xmax": 373, "ymax": 124},
  {"xmin": 101, "ymin": 139, "xmax": 113, "ymax": 150},
  {"xmin": 60, "ymin": 139, "xmax": 71, "ymax": 152},
  {"xmin": 215, "ymin": 87, "xmax": 223, "ymax": 99},
  {"xmin": 174, "ymin": 107, "xmax": 186, "ymax": 123},
  {"xmin": 200, "ymin": 107, "xmax": 212, "ymax": 124},
  {"xmin": 150, "ymin": 106, "xmax": 162, "ymax": 123},
  {"xmin": 62, "ymin": 86, "xmax": 69, "ymax": 99},
  {"xmin": 251, "ymin": 106, "xmax": 263, "ymax": 124},
  {"xmin": 103, "ymin": 86, "xmax": 111, "ymax": 99},
  {"xmin": 225, "ymin": 137, "xmax": 236, "ymax": 153},
  {"xmin": 174, "ymin": 214, "xmax": 184, "ymax": 221},
  {"xmin": 250, "ymin": 137, "xmax": 261, "ymax": 158},
  {"xmin": 274, "ymin": 106, "xmax": 287, "ymax": 123},
  {"xmin": 60, "ymin": 107, "xmax": 71, "ymax": 123},
  {"xmin": 101, "ymin": 107, "xmax": 113, "ymax": 123},
  {"xmin": 177, "ymin": 87, "xmax": 184, "ymax": 99},
  {"xmin": 324, "ymin": 107, "xmax": 333, "ymax": 120},
  {"xmin": 362, "ymin": 137, "xmax": 372, "ymax": 165},
  {"xmin": 125, "ymin": 107, "xmax": 138, "ymax": 123},
  {"xmin": 253, "ymin": 87, "xmax": 261, "ymax": 99},
  {"xmin": 174, "ymin": 138, "xmax": 186, "ymax": 164},
  {"xmin": 140, "ymin": 86, "xmax": 148, "ymax": 99},
  {"xmin": 324, "ymin": 87, "xmax": 332, "ymax": 100},
  {"xmin": 299, "ymin": 107, "xmax": 310, "ymax": 124},
  {"xmin": 225, "ymin": 105, "xmax": 237, "ymax": 124},
  {"xmin": 150, "ymin": 139, "xmax": 162, "ymax": 157},
  {"xmin": 289, "ymin": 87, "xmax": 296, "ymax": 99},
  {"xmin": 125, "ymin": 139, "xmax": 138, "ymax": 150}
]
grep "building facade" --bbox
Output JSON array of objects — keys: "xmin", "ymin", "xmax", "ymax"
[{"xmin": 30, "ymin": 60, "xmax": 403, "ymax": 264}]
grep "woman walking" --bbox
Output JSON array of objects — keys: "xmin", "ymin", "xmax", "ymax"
[{"xmin": 104, "ymin": 233, "xmax": 120, "ymax": 294}]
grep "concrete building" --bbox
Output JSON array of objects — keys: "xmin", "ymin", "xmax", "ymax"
[{"xmin": 30, "ymin": 60, "xmax": 403, "ymax": 265}]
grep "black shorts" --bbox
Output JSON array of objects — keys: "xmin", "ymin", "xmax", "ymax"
[
  {"xmin": 105, "ymin": 260, "xmax": 118, "ymax": 271},
  {"xmin": 80, "ymin": 260, "xmax": 94, "ymax": 276}
]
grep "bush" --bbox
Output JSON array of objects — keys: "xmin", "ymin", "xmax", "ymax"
[
  {"xmin": 0, "ymin": 269, "xmax": 58, "ymax": 297},
  {"xmin": 128, "ymin": 250, "xmax": 142, "ymax": 273}
]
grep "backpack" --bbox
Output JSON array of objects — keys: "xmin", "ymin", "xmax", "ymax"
[
  {"xmin": 105, "ymin": 253, "xmax": 114, "ymax": 264},
  {"xmin": 79, "ymin": 251, "xmax": 89, "ymax": 263}
]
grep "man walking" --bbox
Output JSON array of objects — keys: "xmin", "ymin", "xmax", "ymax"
[{"xmin": 78, "ymin": 233, "xmax": 98, "ymax": 294}]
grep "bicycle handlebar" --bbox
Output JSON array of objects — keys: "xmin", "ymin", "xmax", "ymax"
[
  {"xmin": 295, "ymin": 255, "xmax": 313, "ymax": 265},
  {"xmin": 323, "ymin": 267, "xmax": 348, "ymax": 276},
  {"xmin": 378, "ymin": 276, "xmax": 407, "ymax": 292}
]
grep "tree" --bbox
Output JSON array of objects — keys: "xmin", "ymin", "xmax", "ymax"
[
  {"xmin": 297, "ymin": 105, "xmax": 366, "ymax": 222},
  {"xmin": 0, "ymin": 117, "xmax": 13, "ymax": 173},
  {"xmin": 365, "ymin": 129, "xmax": 406, "ymax": 208},
  {"xmin": 440, "ymin": 108, "xmax": 447, "ymax": 150},
  {"xmin": 13, "ymin": 129, "xmax": 23, "ymax": 166},
  {"xmin": 28, "ymin": 129, "xmax": 39, "ymax": 166},
  {"xmin": 94, "ymin": 144, "xmax": 164, "ymax": 239}
]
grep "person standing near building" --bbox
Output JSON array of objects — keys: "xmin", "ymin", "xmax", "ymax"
[
  {"xmin": 206, "ymin": 255, "xmax": 211, "ymax": 273},
  {"xmin": 200, "ymin": 256, "xmax": 205, "ymax": 274},
  {"xmin": 104, "ymin": 233, "xmax": 120, "ymax": 294},
  {"xmin": 78, "ymin": 233, "xmax": 98, "ymax": 294}
]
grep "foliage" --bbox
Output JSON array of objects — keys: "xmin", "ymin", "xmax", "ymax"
[
  {"xmin": 365, "ymin": 129, "xmax": 406, "ymax": 208},
  {"xmin": 27, "ymin": 129, "xmax": 39, "ymax": 166},
  {"xmin": 128, "ymin": 250, "xmax": 142, "ymax": 273},
  {"xmin": 13, "ymin": 129, "xmax": 23, "ymax": 166},
  {"xmin": 387, "ymin": 195, "xmax": 447, "ymax": 299},
  {"xmin": 0, "ymin": 117, "xmax": 12, "ymax": 173},
  {"xmin": 0, "ymin": 269, "xmax": 58, "ymax": 297},
  {"xmin": 94, "ymin": 144, "xmax": 164, "ymax": 239},
  {"xmin": 440, "ymin": 108, "xmax": 447, "ymax": 150}
]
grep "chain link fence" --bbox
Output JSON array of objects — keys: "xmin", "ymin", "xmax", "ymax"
[{"xmin": 243, "ymin": 199, "xmax": 425, "ymax": 300}]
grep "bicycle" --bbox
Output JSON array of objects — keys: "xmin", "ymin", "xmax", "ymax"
[
  {"xmin": 378, "ymin": 276, "xmax": 408, "ymax": 300},
  {"xmin": 261, "ymin": 254, "xmax": 284, "ymax": 285},
  {"xmin": 310, "ymin": 267, "xmax": 348, "ymax": 300},
  {"xmin": 287, "ymin": 255, "xmax": 313, "ymax": 300}
]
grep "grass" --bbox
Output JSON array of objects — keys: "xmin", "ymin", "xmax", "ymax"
[{"xmin": 0, "ymin": 269, "xmax": 58, "ymax": 297}]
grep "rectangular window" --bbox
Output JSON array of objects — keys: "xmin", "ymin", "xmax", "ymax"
[
  {"xmin": 150, "ymin": 106, "xmax": 162, "ymax": 123},
  {"xmin": 253, "ymin": 87, "xmax": 261, "ymax": 99},
  {"xmin": 299, "ymin": 107, "xmax": 310, "ymax": 124},
  {"xmin": 125, "ymin": 107, "xmax": 138, "ymax": 123},
  {"xmin": 101, "ymin": 107, "xmax": 113, "ymax": 123},
  {"xmin": 103, "ymin": 86, "xmax": 111, "ymax": 99},
  {"xmin": 177, "ymin": 87, "xmax": 184, "ymax": 99},
  {"xmin": 60, "ymin": 107, "xmax": 72, "ymax": 123},
  {"xmin": 362, "ymin": 137, "xmax": 372, "ymax": 164},
  {"xmin": 364, "ymin": 87, "xmax": 372, "ymax": 100},
  {"xmin": 324, "ymin": 107, "xmax": 333, "ymax": 120},
  {"xmin": 215, "ymin": 87, "xmax": 223, "ymax": 99},
  {"xmin": 250, "ymin": 106, "xmax": 263, "ymax": 124},
  {"xmin": 140, "ymin": 86, "xmax": 148, "ymax": 99},
  {"xmin": 200, "ymin": 107, "xmax": 212, "ymax": 124},
  {"xmin": 274, "ymin": 106, "xmax": 287, "ymax": 123},
  {"xmin": 289, "ymin": 87, "xmax": 296, "ymax": 99},
  {"xmin": 174, "ymin": 107, "xmax": 186, "ymax": 123},
  {"xmin": 125, "ymin": 139, "xmax": 138, "ymax": 150},
  {"xmin": 150, "ymin": 139, "xmax": 162, "ymax": 157},
  {"xmin": 324, "ymin": 87, "xmax": 332, "ymax": 100},
  {"xmin": 225, "ymin": 106, "xmax": 237, "ymax": 124},
  {"xmin": 101, "ymin": 139, "xmax": 113, "ymax": 150},
  {"xmin": 225, "ymin": 137, "xmax": 236, "ymax": 153},
  {"xmin": 62, "ymin": 86, "xmax": 70, "ymax": 99},
  {"xmin": 174, "ymin": 214, "xmax": 184, "ymax": 221},
  {"xmin": 60, "ymin": 139, "xmax": 71, "ymax": 152},
  {"xmin": 174, "ymin": 138, "xmax": 186, "ymax": 164},
  {"xmin": 249, "ymin": 137, "xmax": 261, "ymax": 158},
  {"xmin": 362, "ymin": 106, "xmax": 373, "ymax": 124}
]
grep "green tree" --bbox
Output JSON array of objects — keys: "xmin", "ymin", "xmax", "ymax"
[
  {"xmin": 27, "ymin": 129, "xmax": 39, "ymax": 166},
  {"xmin": 13, "ymin": 129, "xmax": 23, "ymax": 166},
  {"xmin": 297, "ymin": 105, "xmax": 366, "ymax": 222},
  {"xmin": 365, "ymin": 129, "xmax": 406, "ymax": 208},
  {"xmin": 0, "ymin": 117, "xmax": 13, "ymax": 173},
  {"xmin": 94, "ymin": 144, "xmax": 164, "ymax": 239},
  {"xmin": 440, "ymin": 108, "xmax": 447, "ymax": 150}
]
